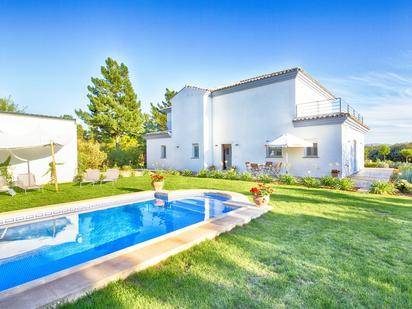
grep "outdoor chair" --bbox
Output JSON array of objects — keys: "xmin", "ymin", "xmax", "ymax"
[
  {"xmin": 101, "ymin": 168, "xmax": 119, "ymax": 185},
  {"xmin": 16, "ymin": 173, "xmax": 42, "ymax": 193},
  {"xmin": 80, "ymin": 169, "xmax": 100, "ymax": 186},
  {"xmin": 250, "ymin": 163, "xmax": 260, "ymax": 175},
  {"xmin": 272, "ymin": 162, "xmax": 282, "ymax": 176}
]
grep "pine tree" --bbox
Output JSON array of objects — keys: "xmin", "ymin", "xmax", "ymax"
[
  {"xmin": 147, "ymin": 88, "xmax": 177, "ymax": 132},
  {"xmin": 76, "ymin": 57, "xmax": 144, "ymax": 151},
  {"xmin": 0, "ymin": 96, "xmax": 25, "ymax": 112}
]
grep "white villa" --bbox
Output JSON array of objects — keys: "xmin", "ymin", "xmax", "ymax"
[
  {"xmin": 144, "ymin": 67, "xmax": 369, "ymax": 177},
  {"xmin": 0, "ymin": 111, "xmax": 78, "ymax": 185}
]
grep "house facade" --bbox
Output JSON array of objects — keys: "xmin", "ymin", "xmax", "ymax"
[
  {"xmin": 144, "ymin": 68, "xmax": 368, "ymax": 177},
  {"xmin": 0, "ymin": 111, "xmax": 78, "ymax": 185}
]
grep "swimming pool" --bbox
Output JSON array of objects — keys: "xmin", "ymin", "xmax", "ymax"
[{"xmin": 0, "ymin": 194, "xmax": 235, "ymax": 292}]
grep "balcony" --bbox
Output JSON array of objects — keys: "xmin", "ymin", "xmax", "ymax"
[{"xmin": 295, "ymin": 98, "xmax": 364, "ymax": 124}]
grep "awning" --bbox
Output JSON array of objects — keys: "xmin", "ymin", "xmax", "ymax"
[{"xmin": 265, "ymin": 133, "xmax": 313, "ymax": 148}]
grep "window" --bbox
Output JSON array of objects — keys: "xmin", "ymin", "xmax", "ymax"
[
  {"xmin": 160, "ymin": 145, "xmax": 166, "ymax": 159},
  {"xmin": 192, "ymin": 143, "xmax": 199, "ymax": 159},
  {"xmin": 305, "ymin": 143, "xmax": 318, "ymax": 157},
  {"xmin": 266, "ymin": 146, "xmax": 282, "ymax": 158}
]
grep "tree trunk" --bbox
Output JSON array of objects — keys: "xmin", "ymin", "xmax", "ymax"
[{"xmin": 115, "ymin": 136, "xmax": 121, "ymax": 152}]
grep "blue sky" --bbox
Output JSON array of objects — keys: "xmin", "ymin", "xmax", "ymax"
[{"xmin": 0, "ymin": 0, "xmax": 411, "ymax": 143}]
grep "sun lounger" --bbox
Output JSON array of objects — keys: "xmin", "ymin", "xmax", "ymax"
[
  {"xmin": 80, "ymin": 169, "xmax": 100, "ymax": 186},
  {"xmin": 16, "ymin": 174, "xmax": 42, "ymax": 193},
  {"xmin": 101, "ymin": 168, "xmax": 119, "ymax": 184}
]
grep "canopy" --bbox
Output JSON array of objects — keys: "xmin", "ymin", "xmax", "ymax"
[
  {"xmin": 265, "ymin": 133, "xmax": 313, "ymax": 148},
  {"xmin": 265, "ymin": 133, "xmax": 313, "ymax": 174},
  {"xmin": 0, "ymin": 128, "xmax": 68, "ymax": 189},
  {"xmin": 0, "ymin": 143, "xmax": 64, "ymax": 164}
]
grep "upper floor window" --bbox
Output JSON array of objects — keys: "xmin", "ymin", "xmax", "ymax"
[
  {"xmin": 305, "ymin": 143, "xmax": 318, "ymax": 157},
  {"xmin": 192, "ymin": 143, "xmax": 199, "ymax": 159},
  {"xmin": 160, "ymin": 145, "xmax": 167, "ymax": 159},
  {"xmin": 266, "ymin": 146, "xmax": 282, "ymax": 158}
]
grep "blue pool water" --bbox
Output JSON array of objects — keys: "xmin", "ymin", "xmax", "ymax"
[{"xmin": 0, "ymin": 194, "xmax": 234, "ymax": 292}]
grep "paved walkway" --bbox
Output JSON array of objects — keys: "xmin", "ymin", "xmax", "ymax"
[{"xmin": 350, "ymin": 168, "xmax": 394, "ymax": 191}]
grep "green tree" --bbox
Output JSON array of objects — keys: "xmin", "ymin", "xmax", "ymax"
[
  {"xmin": 0, "ymin": 96, "xmax": 25, "ymax": 112},
  {"xmin": 60, "ymin": 114, "xmax": 75, "ymax": 120},
  {"xmin": 75, "ymin": 57, "xmax": 144, "ymax": 152},
  {"xmin": 400, "ymin": 148, "xmax": 412, "ymax": 162},
  {"xmin": 378, "ymin": 144, "xmax": 391, "ymax": 161},
  {"xmin": 146, "ymin": 88, "xmax": 177, "ymax": 132}
]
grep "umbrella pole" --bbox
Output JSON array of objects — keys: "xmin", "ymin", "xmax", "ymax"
[
  {"xmin": 27, "ymin": 160, "xmax": 31, "ymax": 186},
  {"xmin": 50, "ymin": 142, "xmax": 59, "ymax": 192}
]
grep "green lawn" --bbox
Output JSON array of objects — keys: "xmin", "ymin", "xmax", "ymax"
[{"xmin": 1, "ymin": 176, "xmax": 412, "ymax": 308}]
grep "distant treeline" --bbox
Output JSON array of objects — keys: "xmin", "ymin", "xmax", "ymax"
[{"xmin": 366, "ymin": 142, "xmax": 412, "ymax": 162}]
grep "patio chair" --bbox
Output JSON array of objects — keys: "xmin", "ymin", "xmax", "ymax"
[
  {"xmin": 250, "ymin": 163, "xmax": 260, "ymax": 175},
  {"xmin": 16, "ymin": 173, "xmax": 42, "ymax": 193},
  {"xmin": 272, "ymin": 162, "xmax": 282, "ymax": 177},
  {"xmin": 101, "ymin": 168, "xmax": 119, "ymax": 185},
  {"xmin": 80, "ymin": 169, "xmax": 100, "ymax": 186}
]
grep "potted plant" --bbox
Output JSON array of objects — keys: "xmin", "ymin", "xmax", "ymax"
[
  {"xmin": 249, "ymin": 183, "xmax": 274, "ymax": 206},
  {"xmin": 151, "ymin": 173, "xmax": 165, "ymax": 191},
  {"xmin": 331, "ymin": 169, "xmax": 340, "ymax": 178}
]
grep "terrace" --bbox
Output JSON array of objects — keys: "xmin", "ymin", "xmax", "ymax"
[{"xmin": 295, "ymin": 98, "xmax": 366, "ymax": 126}]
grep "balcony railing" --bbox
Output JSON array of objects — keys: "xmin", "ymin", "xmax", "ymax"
[{"xmin": 295, "ymin": 98, "xmax": 364, "ymax": 124}]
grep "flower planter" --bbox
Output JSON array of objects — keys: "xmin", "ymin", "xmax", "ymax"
[
  {"xmin": 253, "ymin": 195, "xmax": 270, "ymax": 206},
  {"xmin": 152, "ymin": 181, "xmax": 164, "ymax": 191},
  {"xmin": 331, "ymin": 171, "xmax": 340, "ymax": 178}
]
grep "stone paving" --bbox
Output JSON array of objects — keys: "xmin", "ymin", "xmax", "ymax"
[{"xmin": 350, "ymin": 168, "xmax": 394, "ymax": 191}]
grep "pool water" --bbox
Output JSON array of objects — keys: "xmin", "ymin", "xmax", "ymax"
[{"xmin": 0, "ymin": 194, "xmax": 234, "ymax": 292}]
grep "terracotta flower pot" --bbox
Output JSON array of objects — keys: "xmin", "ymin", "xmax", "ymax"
[
  {"xmin": 331, "ymin": 171, "xmax": 340, "ymax": 178},
  {"xmin": 152, "ymin": 181, "xmax": 164, "ymax": 191},
  {"xmin": 253, "ymin": 195, "xmax": 270, "ymax": 206}
]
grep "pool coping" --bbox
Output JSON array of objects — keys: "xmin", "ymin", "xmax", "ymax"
[{"xmin": 0, "ymin": 189, "xmax": 271, "ymax": 309}]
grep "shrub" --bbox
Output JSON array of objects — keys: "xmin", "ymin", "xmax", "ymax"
[
  {"xmin": 399, "ymin": 165, "xmax": 412, "ymax": 183},
  {"xmin": 338, "ymin": 177, "xmax": 355, "ymax": 191},
  {"xmin": 364, "ymin": 161, "xmax": 390, "ymax": 168},
  {"xmin": 164, "ymin": 169, "xmax": 180, "ymax": 176},
  {"xmin": 0, "ymin": 156, "xmax": 13, "ymax": 184},
  {"xmin": 301, "ymin": 176, "xmax": 321, "ymax": 188},
  {"xmin": 223, "ymin": 168, "xmax": 240, "ymax": 180},
  {"xmin": 278, "ymin": 174, "xmax": 298, "ymax": 185},
  {"xmin": 395, "ymin": 179, "xmax": 412, "ymax": 193},
  {"xmin": 78, "ymin": 139, "xmax": 107, "ymax": 172},
  {"xmin": 257, "ymin": 174, "xmax": 273, "ymax": 183},
  {"xmin": 197, "ymin": 169, "xmax": 209, "ymax": 178},
  {"xmin": 320, "ymin": 176, "xmax": 339, "ymax": 188},
  {"xmin": 181, "ymin": 169, "xmax": 193, "ymax": 176},
  {"xmin": 369, "ymin": 181, "xmax": 397, "ymax": 195},
  {"xmin": 209, "ymin": 170, "xmax": 224, "ymax": 179},
  {"xmin": 239, "ymin": 172, "xmax": 255, "ymax": 181}
]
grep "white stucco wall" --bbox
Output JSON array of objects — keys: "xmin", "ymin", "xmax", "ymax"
[
  {"xmin": 145, "ymin": 71, "xmax": 367, "ymax": 177},
  {"xmin": 341, "ymin": 119, "xmax": 366, "ymax": 177},
  {"xmin": 211, "ymin": 79, "xmax": 296, "ymax": 170},
  {"xmin": 0, "ymin": 113, "xmax": 77, "ymax": 185},
  {"xmin": 146, "ymin": 136, "xmax": 173, "ymax": 170}
]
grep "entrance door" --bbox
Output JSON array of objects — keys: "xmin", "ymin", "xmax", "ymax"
[{"xmin": 222, "ymin": 144, "xmax": 232, "ymax": 170}]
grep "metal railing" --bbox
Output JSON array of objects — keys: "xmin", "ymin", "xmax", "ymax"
[{"xmin": 296, "ymin": 98, "xmax": 364, "ymax": 124}]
